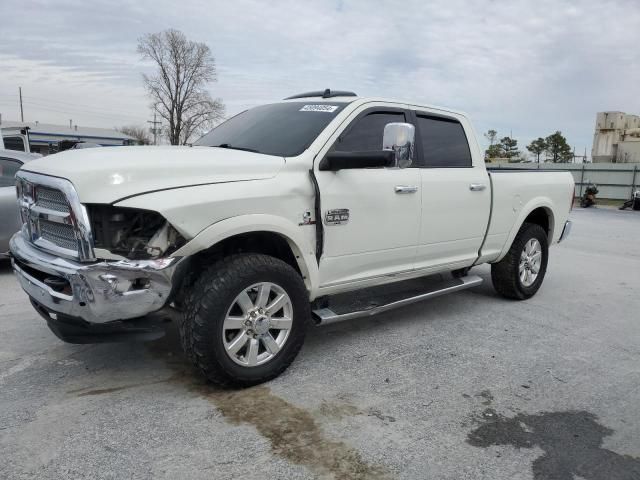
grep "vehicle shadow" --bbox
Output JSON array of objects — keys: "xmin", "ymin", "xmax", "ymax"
[
  {"xmin": 0, "ymin": 258, "xmax": 14, "ymax": 273},
  {"xmin": 60, "ymin": 269, "xmax": 504, "ymax": 384}
]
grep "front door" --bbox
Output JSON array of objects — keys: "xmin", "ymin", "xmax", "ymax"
[{"xmin": 315, "ymin": 106, "xmax": 422, "ymax": 289}]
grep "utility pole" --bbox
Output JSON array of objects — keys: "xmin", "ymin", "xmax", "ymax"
[
  {"xmin": 147, "ymin": 109, "xmax": 161, "ymax": 145},
  {"xmin": 19, "ymin": 87, "xmax": 24, "ymax": 122}
]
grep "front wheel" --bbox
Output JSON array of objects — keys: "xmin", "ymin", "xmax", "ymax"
[
  {"xmin": 491, "ymin": 223, "xmax": 549, "ymax": 300},
  {"xmin": 181, "ymin": 254, "xmax": 310, "ymax": 387}
]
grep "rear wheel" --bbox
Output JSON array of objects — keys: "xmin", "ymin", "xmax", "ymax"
[
  {"xmin": 181, "ymin": 254, "xmax": 310, "ymax": 387},
  {"xmin": 491, "ymin": 223, "xmax": 548, "ymax": 300}
]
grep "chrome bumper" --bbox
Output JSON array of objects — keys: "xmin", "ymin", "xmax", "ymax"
[
  {"xmin": 559, "ymin": 220, "xmax": 572, "ymax": 243},
  {"xmin": 9, "ymin": 233, "xmax": 180, "ymax": 324}
]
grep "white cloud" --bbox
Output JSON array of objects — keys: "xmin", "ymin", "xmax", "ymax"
[{"xmin": 1, "ymin": 0, "xmax": 639, "ymax": 153}]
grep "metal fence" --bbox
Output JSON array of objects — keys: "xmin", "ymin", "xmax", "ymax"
[{"xmin": 490, "ymin": 162, "xmax": 640, "ymax": 199}]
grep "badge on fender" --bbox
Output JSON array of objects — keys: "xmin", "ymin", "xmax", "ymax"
[{"xmin": 325, "ymin": 209, "xmax": 349, "ymax": 225}]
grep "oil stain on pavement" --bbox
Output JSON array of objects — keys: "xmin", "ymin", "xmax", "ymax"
[
  {"xmin": 467, "ymin": 409, "xmax": 640, "ymax": 480},
  {"xmin": 201, "ymin": 386, "xmax": 389, "ymax": 480},
  {"xmin": 146, "ymin": 332, "xmax": 389, "ymax": 480}
]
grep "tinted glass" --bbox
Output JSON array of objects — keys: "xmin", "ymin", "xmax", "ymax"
[
  {"xmin": 195, "ymin": 102, "xmax": 347, "ymax": 157},
  {"xmin": 3, "ymin": 137, "xmax": 25, "ymax": 152},
  {"xmin": 416, "ymin": 116, "xmax": 472, "ymax": 167},
  {"xmin": 0, "ymin": 158, "xmax": 22, "ymax": 187},
  {"xmin": 334, "ymin": 112, "xmax": 405, "ymax": 152}
]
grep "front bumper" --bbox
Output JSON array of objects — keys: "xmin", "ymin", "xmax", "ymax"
[
  {"xmin": 9, "ymin": 233, "xmax": 180, "ymax": 325},
  {"xmin": 558, "ymin": 220, "xmax": 572, "ymax": 243}
]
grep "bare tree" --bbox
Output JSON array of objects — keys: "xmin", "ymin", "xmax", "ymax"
[
  {"xmin": 118, "ymin": 125, "xmax": 152, "ymax": 145},
  {"xmin": 178, "ymin": 93, "xmax": 225, "ymax": 145},
  {"xmin": 138, "ymin": 29, "xmax": 225, "ymax": 145}
]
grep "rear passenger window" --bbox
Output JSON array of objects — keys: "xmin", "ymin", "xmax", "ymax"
[
  {"xmin": 416, "ymin": 115, "xmax": 472, "ymax": 167},
  {"xmin": 3, "ymin": 137, "xmax": 26, "ymax": 152},
  {"xmin": 334, "ymin": 111, "xmax": 405, "ymax": 152}
]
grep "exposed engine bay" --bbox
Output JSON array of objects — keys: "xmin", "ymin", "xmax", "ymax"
[{"xmin": 87, "ymin": 205, "xmax": 186, "ymax": 260}]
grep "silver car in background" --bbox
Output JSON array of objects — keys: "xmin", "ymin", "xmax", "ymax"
[{"xmin": 0, "ymin": 150, "xmax": 40, "ymax": 255}]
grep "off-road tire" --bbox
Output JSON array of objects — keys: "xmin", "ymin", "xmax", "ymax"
[
  {"xmin": 181, "ymin": 254, "xmax": 310, "ymax": 387},
  {"xmin": 491, "ymin": 223, "xmax": 548, "ymax": 300}
]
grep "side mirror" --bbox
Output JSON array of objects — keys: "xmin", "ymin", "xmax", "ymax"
[
  {"xmin": 383, "ymin": 122, "xmax": 415, "ymax": 168},
  {"xmin": 319, "ymin": 151, "xmax": 395, "ymax": 171}
]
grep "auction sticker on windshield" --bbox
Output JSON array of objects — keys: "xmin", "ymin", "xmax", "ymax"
[{"xmin": 300, "ymin": 105, "xmax": 339, "ymax": 112}]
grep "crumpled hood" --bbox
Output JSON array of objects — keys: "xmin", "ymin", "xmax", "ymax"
[{"xmin": 21, "ymin": 146, "xmax": 285, "ymax": 204}]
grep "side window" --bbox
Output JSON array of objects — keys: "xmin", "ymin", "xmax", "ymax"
[
  {"xmin": 3, "ymin": 136, "xmax": 26, "ymax": 152},
  {"xmin": 334, "ymin": 111, "xmax": 405, "ymax": 152},
  {"xmin": 0, "ymin": 158, "xmax": 22, "ymax": 187},
  {"xmin": 416, "ymin": 115, "xmax": 472, "ymax": 167}
]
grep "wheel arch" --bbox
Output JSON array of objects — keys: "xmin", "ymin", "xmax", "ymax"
[
  {"xmin": 170, "ymin": 214, "xmax": 319, "ymax": 298},
  {"xmin": 495, "ymin": 200, "xmax": 556, "ymax": 262}
]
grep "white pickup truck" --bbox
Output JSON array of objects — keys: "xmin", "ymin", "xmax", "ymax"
[{"xmin": 9, "ymin": 90, "xmax": 574, "ymax": 386}]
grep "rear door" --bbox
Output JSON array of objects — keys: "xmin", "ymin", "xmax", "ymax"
[
  {"xmin": 315, "ymin": 104, "xmax": 422, "ymax": 288},
  {"xmin": 412, "ymin": 111, "xmax": 491, "ymax": 271}
]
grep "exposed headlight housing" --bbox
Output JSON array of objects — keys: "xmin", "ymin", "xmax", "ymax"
[{"xmin": 86, "ymin": 205, "xmax": 186, "ymax": 260}]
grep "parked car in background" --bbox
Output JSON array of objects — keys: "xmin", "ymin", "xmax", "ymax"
[{"xmin": 0, "ymin": 150, "xmax": 41, "ymax": 255}]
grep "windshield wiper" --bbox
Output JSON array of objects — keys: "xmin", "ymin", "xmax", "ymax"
[{"xmin": 214, "ymin": 143, "xmax": 260, "ymax": 153}]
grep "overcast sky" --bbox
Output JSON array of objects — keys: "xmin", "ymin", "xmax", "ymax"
[{"xmin": 1, "ymin": 0, "xmax": 639, "ymax": 155}]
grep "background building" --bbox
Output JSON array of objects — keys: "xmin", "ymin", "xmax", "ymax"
[
  {"xmin": 591, "ymin": 111, "xmax": 640, "ymax": 163},
  {"xmin": 0, "ymin": 121, "xmax": 135, "ymax": 155}
]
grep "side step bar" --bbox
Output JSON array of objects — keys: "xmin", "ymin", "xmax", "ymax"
[{"xmin": 312, "ymin": 275, "xmax": 483, "ymax": 325}]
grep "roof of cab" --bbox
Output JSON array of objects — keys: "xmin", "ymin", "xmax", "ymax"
[{"xmin": 280, "ymin": 90, "xmax": 469, "ymax": 119}]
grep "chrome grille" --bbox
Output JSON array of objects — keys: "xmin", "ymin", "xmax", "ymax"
[
  {"xmin": 15, "ymin": 171, "xmax": 95, "ymax": 261},
  {"xmin": 39, "ymin": 220, "xmax": 78, "ymax": 251},
  {"xmin": 35, "ymin": 187, "xmax": 70, "ymax": 213}
]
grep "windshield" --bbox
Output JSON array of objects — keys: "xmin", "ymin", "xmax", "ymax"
[{"xmin": 195, "ymin": 102, "xmax": 347, "ymax": 157}]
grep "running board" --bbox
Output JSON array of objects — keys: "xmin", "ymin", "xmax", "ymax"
[{"xmin": 312, "ymin": 274, "xmax": 483, "ymax": 325}]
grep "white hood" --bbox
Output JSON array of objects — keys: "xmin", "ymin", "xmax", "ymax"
[{"xmin": 21, "ymin": 146, "xmax": 285, "ymax": 204}]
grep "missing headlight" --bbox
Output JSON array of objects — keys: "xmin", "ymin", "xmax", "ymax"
[{"xmin": 87, "ymin": 205, "xmax": 186, "ymax": 260}]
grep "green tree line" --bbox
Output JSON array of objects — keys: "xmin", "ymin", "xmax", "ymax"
[{"xmin": 484, "ymin": 129, "xmax": 573, "ymax": 163}]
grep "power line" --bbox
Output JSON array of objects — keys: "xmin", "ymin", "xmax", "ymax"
[
  {"xmin": 0, "ymin": 93, "xmax": 144, "ymax": 116},
  {"xmin": 0, "ymin": 94, "xmax": 148, "ymax": 123},
  {"xmin": 0, "ymin": 100, "xmax": 147, "ymax": 123},
  {"xmin": 22, "ymin": 102, "xmax": 146, "ymax": 122},
  {"xmin": 26, "ymin": 102, "xmax": 146, "ymax": 122}
]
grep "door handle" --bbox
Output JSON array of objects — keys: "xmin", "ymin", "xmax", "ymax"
[
  {"xmin": 395, "ymin": 185, "xmax": 418, "ymax": 194},
  {"xmin": 469, "ymin": 183, "xmax": 486, "ymax": 191}
]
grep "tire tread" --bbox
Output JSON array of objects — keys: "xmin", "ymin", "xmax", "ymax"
[
  {"xmin": 181, "ymin": 254, "xmax": 309, "ymax": 387},
  {"xmin": 491, "ymin": 223, "xmax": 548, "ymax": 300}
]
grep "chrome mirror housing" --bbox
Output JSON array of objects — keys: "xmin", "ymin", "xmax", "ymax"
[{"xmin": 383, "ymin": 122, "xmax": 415, "ymax": 168}]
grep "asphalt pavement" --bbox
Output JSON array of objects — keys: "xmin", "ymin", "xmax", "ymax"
[{"xmin": 1, "ymin": 207, "xmax": 639, "ymax": 479}]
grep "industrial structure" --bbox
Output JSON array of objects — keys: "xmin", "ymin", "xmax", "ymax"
[
  {"xmin": 0, "ymin": 121, "xmax": 135, "ymax": 155},
  {"xmin": 591, "ymin": 111, "xmax": 640, "ymax": 163}
]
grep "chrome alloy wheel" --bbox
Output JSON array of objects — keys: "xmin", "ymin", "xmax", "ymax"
[
  {"xmin": 519, "ymin": 238, "xmax": 542, "ymax": 287},
  {"xmin": 222, "ymin": 282, "xmax": 293, "ymax": 367}
]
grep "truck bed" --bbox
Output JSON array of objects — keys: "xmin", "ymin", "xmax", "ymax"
[{"xmin": 477, "ymin": 170, "xmax": 574, "ymax": 264}]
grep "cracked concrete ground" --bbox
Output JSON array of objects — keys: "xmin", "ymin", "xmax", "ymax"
[{"xmin": 1, "ymin": 207, "xmax": 639, "ymax": 479}]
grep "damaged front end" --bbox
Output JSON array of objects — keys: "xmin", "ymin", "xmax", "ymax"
[
  {"xmin": 87, "ymin": 205, "xmax": 186, "ymax": 260},
  {"xmin": 10, "ymin": 204, "xmax": 189, "ymax": 343}
]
